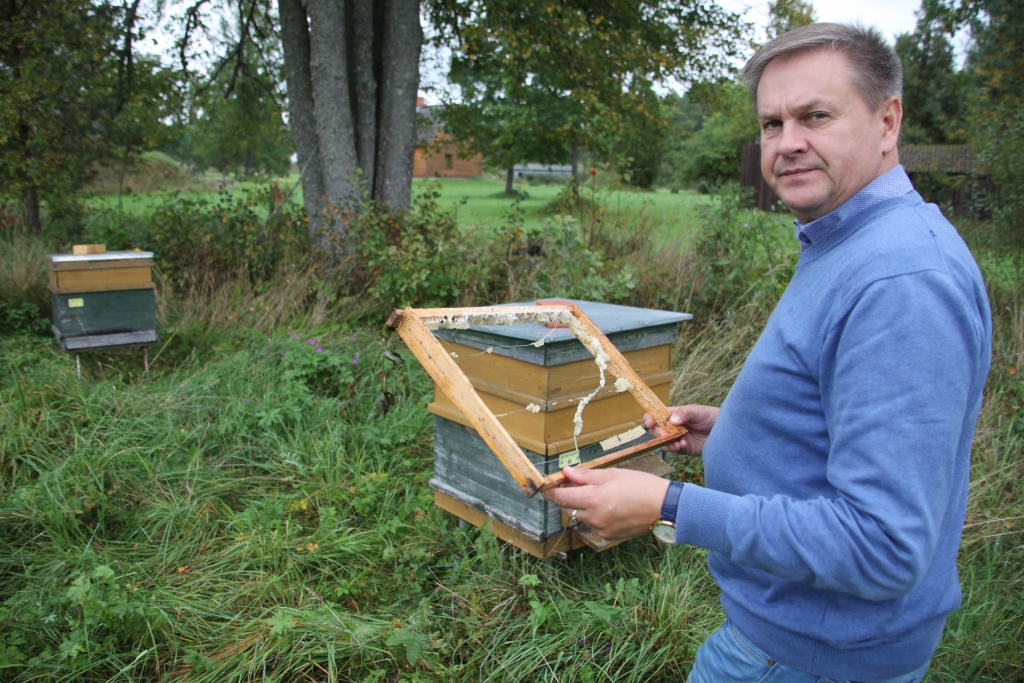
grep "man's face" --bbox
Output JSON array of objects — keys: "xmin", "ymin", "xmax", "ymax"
[{"xmin": 757, "ymin": 49, "xmax": 901, "ymax": 223}]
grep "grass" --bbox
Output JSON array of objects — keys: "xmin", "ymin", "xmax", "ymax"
[
  {"xmin": 1, "ymin": 194, "xmax": 1022, "ymax": 681},
  {"xmin": 85, "ymin": 168, "xmax": 714, "ymax": 248}
]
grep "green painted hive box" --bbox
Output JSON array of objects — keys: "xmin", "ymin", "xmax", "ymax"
[
  {"xmin": 428, "ymin": 299, "xmax": 692, "ymax": 558},
  {"xmin": 46, "ymin": 251, "xmax": 157, "ymax": 351}
]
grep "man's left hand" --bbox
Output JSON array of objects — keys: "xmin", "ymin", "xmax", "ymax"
[{"xmin": 541, "ymin": 466, "xmax": 671, "ymax": 540}]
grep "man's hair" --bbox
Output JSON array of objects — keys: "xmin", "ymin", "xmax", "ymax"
[{"xmin": 740, "ymin": 23, "xmax": 902, "ymax": 111}]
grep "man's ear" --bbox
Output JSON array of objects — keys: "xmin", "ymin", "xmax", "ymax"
[{"xmin": 880, "ymin": 96, "xmax": 902, "ymax": 154}]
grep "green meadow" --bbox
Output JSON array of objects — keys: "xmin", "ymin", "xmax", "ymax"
[{"xmin": 1, "ymin": 178, "xmax": 1021, "ymax": 682}]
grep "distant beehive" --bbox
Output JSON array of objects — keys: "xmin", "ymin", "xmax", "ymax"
[
  {"xmin": 428, "ymin": 300, "xmax": 691, "ymax": 559},
  {"xmin": 46, "ymin": 245, "xmax": 157, "ymax": 351}
]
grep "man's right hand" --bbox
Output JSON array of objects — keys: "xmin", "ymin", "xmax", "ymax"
[{"xmin": 643, "ymin": 404, "xmax": 719, "ymax": 456}]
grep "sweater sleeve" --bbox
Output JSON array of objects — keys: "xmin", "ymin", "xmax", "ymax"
[{"xmin": 674, "ymin": 269, "xmax": 984, "ymax": 601}]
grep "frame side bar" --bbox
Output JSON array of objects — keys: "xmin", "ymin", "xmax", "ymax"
[
  {"xmin": 567, "ymin": 303, "xmax": 686, "ymax": 440},
  {"xmin": 536, "ymin": 433, "xmax": 684, "ymax": 492},
  {"xmin": 393, "ymin": 307, "xmax": 548, "ymax": 496}
]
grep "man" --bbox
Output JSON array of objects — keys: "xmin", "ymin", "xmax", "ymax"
[{"xmin": 543, "ymin": 23, "xmax": 991, "ymax": 683}]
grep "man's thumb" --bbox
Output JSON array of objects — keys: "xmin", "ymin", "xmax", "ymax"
[{"xmin": 561, "ymin": 466, "xmax": 611, "ymax": 486}]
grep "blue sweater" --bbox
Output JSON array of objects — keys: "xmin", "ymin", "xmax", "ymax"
[{"xmin": 674, "ymin": 192, "xmax": 991, "ymax": 679}]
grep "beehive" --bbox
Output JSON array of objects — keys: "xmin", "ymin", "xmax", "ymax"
[
  {"xmin": 427, "ymin": 300, "xmax": 691, "ymax": 558},
  {"xmin": 46, "ymin": 248, "xmax": 157, "ymax": 351}
]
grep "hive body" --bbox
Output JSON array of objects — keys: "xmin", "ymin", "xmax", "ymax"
[
  {"xmin": 427, "ymin": 300, "xmax": 691, "ymax": 558},
  {"xmin": 46, "ymin": 250, "xmax": 157, "ymax": 351}
]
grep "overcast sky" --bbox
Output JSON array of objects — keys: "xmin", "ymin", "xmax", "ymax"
[{"xmin": 721, "ymin": 0, "xmax": 924, "ymax": 43}]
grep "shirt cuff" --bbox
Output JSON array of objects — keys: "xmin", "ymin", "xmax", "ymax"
[{"xmin": 675, "ymin": 483, "xmax": 735, "ymax": 553}]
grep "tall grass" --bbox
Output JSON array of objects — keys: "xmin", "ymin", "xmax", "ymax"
[{"xmin": 1, "ymin": 190, "xmax": 1021, "ymax": 682}]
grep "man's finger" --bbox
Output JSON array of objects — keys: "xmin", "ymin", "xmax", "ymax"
[
  {"xmin": 560, "ymin": 465, "xmax": 616, "ymax": 486},
  {"xmin": 541, "ymin": 482, "xmax": 589, "ymax": 508}
]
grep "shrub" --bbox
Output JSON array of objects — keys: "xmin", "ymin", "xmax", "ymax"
[
  {"xmin": 349, "ymin": 183, "xmax": 475, "ymax": 311},
  {"xmin": 76, "ymin": 186, "xmax": 309, "ymax": 288},
  {"xmin": 691, "ymin": 187, "xmax": 797, "ymax": 312}
]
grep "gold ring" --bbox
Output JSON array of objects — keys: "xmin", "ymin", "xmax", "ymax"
[{"xmin": 570, "ymin": 510, "xmax": 578, "ymax": 526}]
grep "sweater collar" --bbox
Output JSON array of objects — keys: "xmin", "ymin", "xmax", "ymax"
[{"xmin": 793, "ymin": 166, "xmax": 914, "ymax": 250}]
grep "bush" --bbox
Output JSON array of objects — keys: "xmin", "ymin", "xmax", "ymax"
[
  {"xmin": 349, "ymin": 183, "xmax": 475, "ymax": 311},
  {"xmin": 76, "ymin": 186, "xmax": 309, "ymax": 288},
  {"xmin": 691, "ymin": 187, "xmax": 797, "ymax": 312}
]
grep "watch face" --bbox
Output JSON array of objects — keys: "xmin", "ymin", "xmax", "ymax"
[{"xmin": 652, "ymin": 521, "xmax": 676, "ymax": 544}]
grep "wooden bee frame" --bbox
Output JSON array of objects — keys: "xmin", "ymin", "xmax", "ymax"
[{"xmin": 385, "ymin": 303, "xmax": 686, "ymax": 497}]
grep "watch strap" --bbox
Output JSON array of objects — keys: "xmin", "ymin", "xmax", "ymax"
[{"xmin": 660, "ymin": 480, "xmax": 684, "ymax": 523}]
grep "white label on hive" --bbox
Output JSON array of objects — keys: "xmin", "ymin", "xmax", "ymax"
[
  {"xmin": 558, "ymin": 450, "xmax": 581, "ymax": 468},
  {"xmin": 68, "ymin": 298, "xmax": 84, "ymax": 308},
  {"xmin": 599, "ymin": 425, "xmax": 647, "ymax": 451}
]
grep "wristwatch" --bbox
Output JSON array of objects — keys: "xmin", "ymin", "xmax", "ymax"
[{"xmin": 651, "ymin": 480, "xmax": 683, "ymax": 544}]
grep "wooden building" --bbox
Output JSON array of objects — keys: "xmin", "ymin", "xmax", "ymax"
[{"xmin": 413, "ymin": 99, "xmax": 483, "ymax": 179}]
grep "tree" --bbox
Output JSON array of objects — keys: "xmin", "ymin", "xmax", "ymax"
[
  {"xmin": 434, "ymin": 0, "xmax": 747, "ymax": 191},
  {"xmin": 668, "ymin": 80, "xmax": 759, "ymax": 188},
  {"xmin": 604, "ymin": 85, "xmax": 667, "ymax": 189},
  {"xmin": 169, "ymin": 5, "xmax": 292, "ymax": 178},
  {"xmin": 895, "ymin": 0, "xmax": 965, "ymax": 144},
  {"xmin": 277, "ymin": 0, "xmax": 422, "ymax": 242},
  {"xmin": 928, "ymin": 0, "xmax": 1024, "ymax": 250},
  {"xmin": 180, "ymin": 0, "xmax": 424, "ymax": 244},
  {"xmin": 766, "ymin": 0, "xmax": 816, "ymax": 40},
  {"xmin": 0, "ymin": 0, "xmax": 165, "ymax": 232}
]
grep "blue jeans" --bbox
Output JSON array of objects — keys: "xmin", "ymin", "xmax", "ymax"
[{"xmin": 688, "ymin": 620, "xmax": 931, "ymax": 683}]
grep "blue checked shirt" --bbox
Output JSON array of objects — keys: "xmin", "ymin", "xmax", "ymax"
[{"xmin": 794, "ymin": 165, "xmax": 915, "ymax": 249}]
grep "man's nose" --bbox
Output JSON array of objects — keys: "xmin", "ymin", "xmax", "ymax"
[{"xmin": 777, "ymin": 121, "xmax": 808, "ymax": 156}]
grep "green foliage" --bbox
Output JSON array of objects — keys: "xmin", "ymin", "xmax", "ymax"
[
  {"xmin": 928, "ymin": 0, "xmax": 1024, "ymax": 260},
  {"xmin": 895, "ymin": 1, "xmax": 966, "ymax": 144},
  {"xmin": 166, "ymin": 61, "xmax": 292, "ymax": 178},
  {"xmin": 280, "ymin": 332, "xmax": 357, "ymax": 400},
  {"xmin": 974, "ymin": 106, "xmax": 1024, "ymax": 282},
  {"xmin": 385, "ymin": 627, "xmax": 431, "ymax": 666},
  {"xmin": 605, "ymin": 86, "xmax": 667, "ymax": 189},
  {"xmin": 76, "ymin": 186, "xmax": 308, "ymax": 288},
  {"xmin": 669, "ymin": 82, "xmax": 759, "ymax": 189},
  {"xmin": 0, "ymin": 299, "xmax": 49, "ymax": 337},
  {"xmin": 766, "ymin": 0, "xmax": 817, "ymax": 40},
  {"xmin": 351, "ymin": 184, "xmax": 472, "ymax": 309},
  {"xmin": 435, "ymin": 0, "xmax": 747, "ymax": 178},
  {"xmin": 692, "ymin": 187, "xmax": 797, "ymax": 310},
  {"xmin": 522, "ymin": 216, "xmax": 640, "ymax": 304},
  {"xmin": 0, "ymin": 0, "xmax": 179, "ymax": 230}
]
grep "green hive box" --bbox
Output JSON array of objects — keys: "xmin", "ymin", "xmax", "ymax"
[
  {"xmin": 46, "ymin": 251, "xmax": 157, "ymax": 351},
  {"xmin": 428, "ymin": 299, "xmax": 692, "ymax": 558}
]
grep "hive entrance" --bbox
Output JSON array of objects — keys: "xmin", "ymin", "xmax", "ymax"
[{"xmin": 385, "ymin": 303, "xmax": 686, "ymax": 496}]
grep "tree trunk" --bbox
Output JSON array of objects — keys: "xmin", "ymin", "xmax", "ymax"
[
  {"xmin": 570, "ymin": 136, "xmax": 579, "ymax": 199},
  {"xmin": 505, "ymin": 166, "xmax": 514, "ymax": 195},
  {"xmin": 278, "ymin": 0, "xmax": 423, "ymax": 247},
  {"xmin": 373, "ymin": 0, "xmax": 421, "ymax": 210},
  {"xmin": 307, "ymin": 0, "xmax": 361, "ymax": 227},
  {"xmin": 278, "ymin": 0, "xmax": 326, "ymax": 240},
  {"xmin": 24, "ymin": 183, "xmax": 40, "ymax": 235},
  {"xmin": 351, "ymin": 0, "xmax": 377, "ymax": 192}
]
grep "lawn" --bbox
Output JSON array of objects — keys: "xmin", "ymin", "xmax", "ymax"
[
  {"xmin": 86, "ymin": 168, "xmax": 715, "ymax": 248},
  {"xmin": 1, "ymin": 185, "xmax": 1020, "ymax": 682}
]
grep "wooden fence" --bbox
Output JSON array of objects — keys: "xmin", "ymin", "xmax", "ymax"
[{"xmin": 741, "ymin": 144, "xmax": 780, "ymax": 211}]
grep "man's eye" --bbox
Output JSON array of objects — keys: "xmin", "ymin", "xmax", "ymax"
[
  {"xmin": 810, "ymin": 112, "xmax": 829, "ymax": 121},
  {"xmin": 763, "ymin": 120, "xmax": 781, "ymax": 130}
]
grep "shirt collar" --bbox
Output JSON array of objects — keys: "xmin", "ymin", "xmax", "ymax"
[{"xmin": 793, "ymin": 165, "xmax": 914, "ymax": 249}]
